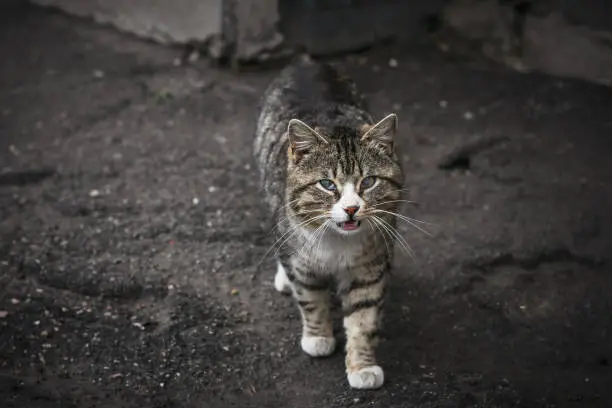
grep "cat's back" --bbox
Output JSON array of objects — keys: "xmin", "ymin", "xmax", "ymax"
[
  {"xmin": 268, "ymin": 56, "xmax": 363, "ymax": 112},
  {"xmin": 257, "ymin": 57, "xmax": 365, "ymax": 135}
]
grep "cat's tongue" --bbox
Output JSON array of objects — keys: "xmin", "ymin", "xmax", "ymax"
[{"xmin": 341, "ymin": 220, "xmax": 360, "ymax": 231}]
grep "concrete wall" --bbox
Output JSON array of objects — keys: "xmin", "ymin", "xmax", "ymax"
[
  {"xmin": 279, "ymin": 0, "xmax": 446, "ymax": 55},
  {"xmin": 25, "ymin": 0, "xmax": 612, "ymax": 63},
  {"xmin": 27, "ymin": 0, "xmax": 446, "ymax": 60},
  {"xmin": 28, "ymin": 0, "xmax": 446, "ymax": 61},
  {"xmin": 31, "ymin": 0, "xmax": 223, "ymax": 46},
  {"xmin": 557, "ymin": 0, "xmax": 612, "ymax": 31},
  {"xmin": 229, "ymin": 0, "xmax": 283, "ymax": 60}
]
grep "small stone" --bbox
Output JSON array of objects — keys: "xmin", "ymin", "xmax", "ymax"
[
  {"xmin": 192, "ymin": 197, "xmax": 200, "ymax": 205},
  {"xmin": 438, "ymin": 100, "xmax": 448, "ymax": 108},
  {"xmin": 208, "ymin": 186, "xmax": 217, "ymax": 193},
  {"xmin": 0, "ymin": 311, "xmax": 8, "ymax": 318},
  {"xmin": 89, "ymin": 189, "xmax": 101, "ymax": 197},
  {"xmin": 10, "ymin": 298, "xmax": 19, "ymax": 305},
  {"xmin": 230, "ymin": 288, "xmax": 239, "ymax": 296},
  {"xmin": 41, "ymin": 330, "xmax": 49, "ymax": 337},
  {"xmin": 93, "ymin": 70, "xmax": 105, "ymax": 78},
  {"xmin": 388, "ymin": 58, "xmax": 398, "ymax": 68},
  {"xmin": 187, "ymin": 50, "xmax": 200, "ymax": 63},
  {"xmin": 463, "ymin": 111, "xmax": 474, "ymax": 120}
]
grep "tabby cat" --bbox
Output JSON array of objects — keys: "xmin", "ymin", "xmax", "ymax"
[{"xmin": 254, "ymin": 56, "xmax": 404, "ymax": 389}]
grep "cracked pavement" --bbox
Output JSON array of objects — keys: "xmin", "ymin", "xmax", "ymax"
[{"xmin": 1, "ymin": 4, "xmax": 611, "ymax": 408}]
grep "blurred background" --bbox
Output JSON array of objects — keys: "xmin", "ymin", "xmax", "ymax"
[{"xmin": 1, "ymin": 1, "xmax": 611, "ymax": 407}]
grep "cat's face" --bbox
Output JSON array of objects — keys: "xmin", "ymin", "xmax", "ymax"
[{"xmin": 286, "ymin": 114, "xmax": 403, "ymax": 237}]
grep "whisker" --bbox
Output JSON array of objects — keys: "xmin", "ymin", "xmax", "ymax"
[
  {"xmin": 272, "ymin": 199, "xmax": 299, "ymax": 217},
  {"xmin": 312, "ymin": 220, "xmax": 329, "ymax": 258},
  {"xmin": 367, "ymin": 218, "xmax": 390, "ymax": 254},
  {"xmin": 371, "ymin": 199, "xmax": 417, "ymax": 208},
  {"xmin": 272, "ymin": 208, "xmax": 323, "ymax": 232},
  {"xmin": 371, "ymin": 216, "xmax": 406, "ymax": 256},
  {"xmin": 377, "ymin": 217, "xmax": 414, "ymax": 255},
  {"xmin": 372, "ymin": 215, "xmax": 413, "ymax": 257},
  {"xmin": 256, "ymin": 214, "xmax": 327, "ymax": 269},
  {"xmin": 297, "ymin": 218, "xmax": 327, "ymax": 259},
  {"xmin": 371, "ymin": 209, "xmax": 433, "ymax": 236},
  {"xmin": 387, "ymin": 187, "xmax": 412, "ymax": 194},
  {"xmin": 271, "ymin": 214, "xmax": 328, "ymax": 259},
  {"xmin": 376, "ymin": 209, "xmax": 434, "ymax": 229}
]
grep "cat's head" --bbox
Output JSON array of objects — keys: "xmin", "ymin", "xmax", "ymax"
[{"xmin": 285, "ymin": 114, "xmax": 403, "ymax": 236}]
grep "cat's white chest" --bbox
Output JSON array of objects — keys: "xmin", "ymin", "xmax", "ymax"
[{"xmin": 308, "ymin": 234, "xmax": 371, "ymax": 272}]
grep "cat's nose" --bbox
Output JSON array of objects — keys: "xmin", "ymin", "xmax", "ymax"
[{"xmin": 343, "ymin": 206, "xmax": 360, "ymax": 217}]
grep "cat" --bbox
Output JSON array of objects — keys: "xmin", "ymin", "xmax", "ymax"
[{"xmin": 254, "ymin": 55, "xmax": 404, "ymax": 389}]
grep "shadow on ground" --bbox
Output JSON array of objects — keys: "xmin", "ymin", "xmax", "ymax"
[{"xmin": 1, "ymin": 4, "xmax": 611, "ymax": 408}]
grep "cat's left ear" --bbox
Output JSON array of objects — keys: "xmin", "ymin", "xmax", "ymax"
[
  {"xmin": 287, "ymin": 119, "xmax": 328, "ymax": 163},
  {"xmin": 360, "ymin": 113, "xmax": 398, "ymax": 155}
]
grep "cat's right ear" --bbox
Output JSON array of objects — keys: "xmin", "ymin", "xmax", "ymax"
[{"xmin": 287, "ymin": 119, "xmax": 328, "ymax": 163}]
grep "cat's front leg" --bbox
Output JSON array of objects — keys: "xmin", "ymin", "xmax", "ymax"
[
  {"xmin": 281, "ymin": 260, "xmax": 336, "ymax": 357},
  {"xmin": 340, "ymin": 267, "xmax": 386, "ymax": 389}
]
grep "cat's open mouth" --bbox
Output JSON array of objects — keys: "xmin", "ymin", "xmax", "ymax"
[{"xmin": 336, "ymin": 220, "xmax": 361, "ymax": 231}]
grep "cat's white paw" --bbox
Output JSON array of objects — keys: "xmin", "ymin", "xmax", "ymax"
[
  {"xmin": 347, "ymin": 365, "xmax": 385, "ymax": 389},
  {"xmin": 301, "ymin": 335, "xmax": 336, "ymax": 357},
  {"xmin": 274, "ymin": 262, "xmax": 292, "ymax": 295}
]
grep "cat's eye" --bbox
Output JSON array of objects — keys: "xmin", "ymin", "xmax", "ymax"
[
  {"xmin": 360, "ymin": 176, "xmax": 377, "ymax": 190},
  {"xmin": 319, "ymin": 179, "xmax": 337, "ymax": 191}
]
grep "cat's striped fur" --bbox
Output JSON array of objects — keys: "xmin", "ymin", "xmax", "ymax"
[{"xmin": 254, "ymin": 56, "xmax": 404, "ymax": 389}]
